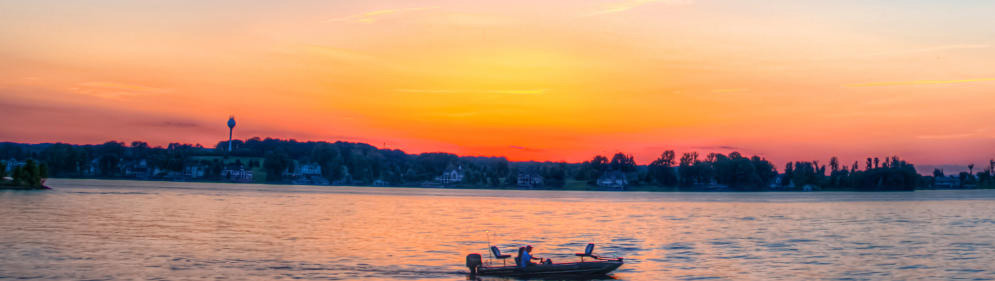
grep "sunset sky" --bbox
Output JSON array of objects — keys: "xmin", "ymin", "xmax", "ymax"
[{"xmin": 1, "ymin": 0, "xmax": 994, "ymax": 169}]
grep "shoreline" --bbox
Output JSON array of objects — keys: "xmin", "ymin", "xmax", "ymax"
[
  {"xmin": 0, "ymin": 183, "xmax": 51, "ymax": 190},
  {"xmin": 42, "ymin": 177, "xmax": 987, "ymax": 192}
]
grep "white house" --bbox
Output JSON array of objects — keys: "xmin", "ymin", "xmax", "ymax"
[
  {"xmin": 435, "ymin": 166, "xmax": 464, "ymax": 184},
  {"xmin": 597, "ymin": 171, "xmax": 627, "ymax": 188},
  {"xmin": 517, "ymin": 173, "xmax": 544, "ymax": 188},
  {"xmin": 184, "ymin": 164, "xmax": 207, "ymax": 179},
  {"xmin": 2, "ymin": 159, "xmax": 24, "ymax": 173},
  {"xmin": 299, "ymin": 163, "xmax": 322, "ymax": 176},
  {"xmin": 222, "ymin": 164, "xmax": 253, "ymax": 182}
]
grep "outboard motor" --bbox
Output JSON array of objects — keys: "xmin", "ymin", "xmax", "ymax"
[{"xmin": 465, "ymin": 253, "xmax": 483, "ymax": 276}]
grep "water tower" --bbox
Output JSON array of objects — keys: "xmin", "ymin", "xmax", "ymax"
[{"xmin": 227, "ymin": 116, "xmax": 236, "ymax": 153}]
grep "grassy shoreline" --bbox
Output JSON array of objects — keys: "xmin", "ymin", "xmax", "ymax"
[
  {"xmin": 0, "ymin": 183, "xmax": 50, "ymax": 190},
  {"xmin": 43, "ymin": 177, "xmax": 988, "ymax": 192}
]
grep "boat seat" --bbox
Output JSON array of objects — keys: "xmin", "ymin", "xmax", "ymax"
[
  {"xmin": 575, "ymin": 243, "xmax": 599, "ymax": 261},
  {"xmin": 490, "ymin": 246, "xmax": 512, "ymax": 266}
]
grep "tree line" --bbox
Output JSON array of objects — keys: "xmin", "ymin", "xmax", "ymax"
[
  {"xmin": 0, "ymin": 139, "xmax": 976, "ymax": 190},
  {"xmin": 930, "ymin": 160, "xmax": 995, "ymax": 189}
]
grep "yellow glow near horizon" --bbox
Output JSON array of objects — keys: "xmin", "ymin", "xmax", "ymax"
[
  {"xmin": 847, "ymin": 78, "xmax": 995, "ymax": 87},
  {"xmin": 1, "ymin": 0, "xmax": 994, "ymax": 167}
]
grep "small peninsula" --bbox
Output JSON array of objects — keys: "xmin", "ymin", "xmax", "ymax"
[{"xmin": 1, "ymin": 159, "xmax": 49, "ymax": 190}]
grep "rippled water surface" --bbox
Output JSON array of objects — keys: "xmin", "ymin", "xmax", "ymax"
[{"xmin": 2, "ymin": 179, "xmax": 995, "ymax": 280}]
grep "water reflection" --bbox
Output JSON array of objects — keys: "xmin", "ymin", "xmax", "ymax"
[{"xmin": 0, "ymin": 179, "xmax": 994, "ymax": 280}]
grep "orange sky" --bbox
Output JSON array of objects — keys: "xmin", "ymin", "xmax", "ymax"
[{"xmin": 1, "ymin": 0, "xmax": 994, "ymax": 169}]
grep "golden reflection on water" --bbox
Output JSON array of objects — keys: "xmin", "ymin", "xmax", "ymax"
[{"xmin": 1, "ymin": 179, "xmax": 994, "ymax": 280}]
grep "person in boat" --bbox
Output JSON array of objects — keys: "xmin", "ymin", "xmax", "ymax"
[
  {"xmin": 519, "ymin": 245, "xmax": 541, "ymax": 268},
  {"xmin": 515, "ymin": 247, "xmax": 525, "ymax": 266}
]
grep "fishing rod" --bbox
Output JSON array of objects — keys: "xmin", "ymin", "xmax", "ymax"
[{"xmin": 486, "ymin": 230, "xmax": 493, "ymax": 264}]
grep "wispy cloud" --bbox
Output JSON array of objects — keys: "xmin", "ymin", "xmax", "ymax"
[
  {"xmin": 846, "ymin": 78, "xmax": 995, "ymax": 87},
  {"xmin": 294, "ymin": 45, "xmax": 414, "ymax": 72},
  {"xmin": 692, "ymin": 145, "xmax": 742, "ymax": 150},
  {"xmin": 436, "ymin": 13, "xmax": 520, "ymax": 27},
  {"xmin": 430, "ymin": 111, "xmax": 479, "ymax": 118},
  {"xmin": 866, "ymin": 44, "xmax": 990, "ymax": 57},
  {"xmin": 711, "ymin": 88, "xmax": 749, "ymax": 94},
  {"xmin": 917, "ymin": 128, "xmax": 993, "ymax": 140},
  {"xmin": 328, "ymin": 7, "xmax": 435, "ymax": 23},
  {"xmin": 586, "ymin": 0, "xmax": 693, "ymax": 16},
  {"xmin": 70, "ymin": 81, "xmax": 168, "ymax": 99},
  {"xmin": 509, "ymin": 145, "xmax": 542, "ymax": 152},
  {"xmin": 300, "ymin": 45, "xmax": 383, "ymax": 64},
  {"xmin": 145, "ymin": 121, "xmax": 202, "ymax": 128},
  {"xmin": 916, "ymin": 132, "xmax": 978, "ymax": 140},
  {"xmin": 486, "ymin": 89, "xmax": 546, "ymax": 95},
  {"xmin": 395, "ymin": 89, "xmax": 546, "ymax": 95}
]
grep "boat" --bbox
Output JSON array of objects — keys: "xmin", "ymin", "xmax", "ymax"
[
  {"xmin": 465, "ymin": 243, "xmax": 623, "ymax": 277},
  {"xmin": 472, "ymin": 259, "xmax": 623, "ymax": 277}
]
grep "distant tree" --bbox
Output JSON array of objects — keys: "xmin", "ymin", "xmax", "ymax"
[
  {"xmin": 661, "ymin": 150, "xmax": 676, "ymax": 166},
  {"xmin": 933, "ymin": 168, "xmax": 944, "ymax": 178},
  {"xmin": 976, "ymin": 171, "xmax": 992, "ymax": 188},
  {"xmin": 609, "ymin": 153, "xmax": 636, "ymax": 172},
  {"xmin": 41, "ymin": 143, "xmax": 85, "ymax": 176},
  {"xmin": 826, "ymin": 156, "xmax": 851, "ymax": 188},
  {"xmin": 752, "ymin": 156, "xmax": 777, "ymax": 187},
  {"xmin": 678, "ymin": 152, "xmax": 699, "ymax": 186},
  {"xmin": 580, "ymin": 155, "xmax": 610, "ymax": 184},
  {"xmin": 791, "ymin": 161, "xmax": 817, "ymax": 188},
  {"xmin": 962, "ymin": 170, "xmax": 977, "ymax": 185},
  {"xmin": 726, "ymin": 154, "xmax": 760, "ymax": 190},
  {"xmin": 782, "ymin": 162, "xmax": 794, "ymax": 187},
  {"xmin": 12, "ymin": 159, "xmax": 45, "ymax": 187},
  {"xmin": 209, "ymin": 159, "xmax": 223, "ymax": 179},
  {"xmin": 130, "ymin": 141, "xmax": 150, "ymax": 160},
  {"xmin": 540, "ymin": 163, "xmax": 567, "ymax": 188},
  {"xmin": 11, "ymin": 164, "xmax": 24, "ymax": 186},
  {"xmin": 39, "ymin": 163, "xmax": 48, "ymax": 182},
  {"xmin": 263, "ymin": 151, "xmax": 291, "ymax": 182},
  {"xmin": 310, "ymin": 143, "xmax": 342, "ymax": 180},
  {"xmin": 852, "ymin": 156, "xmax": 919, "ymax": 191},
  {"xmin": 648, "ymin": 151, "xmax": 678, "ymax": 187},
  {"xmin": 590, "ymin": 155, "xmax": 608, "ymax": 173},
  {"xmin": 98, "ymin": 156, "xmax": 120, "ymax": 177},
  {"xmin": 693, "ymin": 158, "xmax": 713, "ymax": 186}
]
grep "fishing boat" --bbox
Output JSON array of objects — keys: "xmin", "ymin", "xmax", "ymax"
[{"xmin": 465, "ymin": 243, "xmax": 624, "ymax": 277}]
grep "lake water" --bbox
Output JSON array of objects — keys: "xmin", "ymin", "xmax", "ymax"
[{"xmin": 2, "ymin": 179, "xmax": 995, "ymax": 280}]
